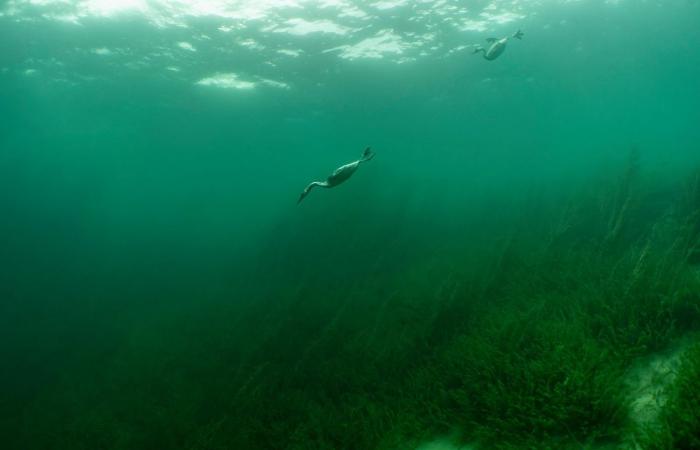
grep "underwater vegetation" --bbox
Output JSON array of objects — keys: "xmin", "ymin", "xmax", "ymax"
[
  {"xmin": 6, "ymin": 150, "xmax": 700, "ymax": 450},
  {"xmin": 2, "ymin": 0, "xmax": 700, "ymax": 448},
  {"xmin": 639, "ymin": 342, "xmax": 700, "ymax": 450}
]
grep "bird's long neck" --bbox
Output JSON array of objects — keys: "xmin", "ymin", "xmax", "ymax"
[{"xmin": 298, "ymin": 180, "xmax": 328, "ymax": 204}]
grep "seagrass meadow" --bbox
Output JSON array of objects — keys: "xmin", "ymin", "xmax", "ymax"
[{"xmin": 1, "ymin": 1, "xmax": 700, "ymax": 449}]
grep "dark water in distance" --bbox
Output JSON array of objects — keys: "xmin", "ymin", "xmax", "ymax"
[{"xmin": 1, "ymin": 1, "xmax": 700, "ymax": 449}]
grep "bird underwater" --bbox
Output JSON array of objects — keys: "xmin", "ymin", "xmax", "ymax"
[
  {"xmin": 296, "ymin": 30, "xmax": 524, "ymax": 204},
  {"xmin": 473, "ymin": 29, "xmax": 524, "ymax": 61},
  {"xmin": 298, "ymin": 147, "xmax": 375, "ymax": 204}
]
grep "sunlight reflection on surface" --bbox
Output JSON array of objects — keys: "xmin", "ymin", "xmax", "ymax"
[{"xmin": 2, "ymin": 0, "xmax": 540, "ymax": 88}]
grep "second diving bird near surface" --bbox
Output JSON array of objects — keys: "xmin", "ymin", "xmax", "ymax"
[
  {"xmin": 298, "ymin": 147, "xmax": 375, "ymax": 204},
  {"xmin": 473, "ymin": 30, "xmax": 524, "ymax": 61}
]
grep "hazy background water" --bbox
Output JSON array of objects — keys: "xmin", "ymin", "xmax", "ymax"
[{"xmin": 1, "ymin": 0, "xmax": 699, "ymax": 448}]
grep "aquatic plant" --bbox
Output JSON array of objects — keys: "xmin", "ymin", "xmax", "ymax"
[
  {"xmin": 639, "ymin": 343, "xmax": 700, "ymax": 449},
  {"xmin": 436, "ymin": 312, "xmax": 628, "ymax": 447},
  {"xmin": 11, "ymin": 161, "xmax": 700, "ymax": 450}
]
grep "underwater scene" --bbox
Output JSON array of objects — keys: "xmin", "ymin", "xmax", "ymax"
[{"xmin": 1, "ymin": 0, "xmax": 700, "ymax": 449}]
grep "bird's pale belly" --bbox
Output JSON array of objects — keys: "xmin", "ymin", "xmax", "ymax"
[
  {"xmin": 327, "ymin": 163, "xmax": 358, "ymax": 187},
  {"xmin": 485, "ymin": 43, "xmax": 506, "ymax": 60}
]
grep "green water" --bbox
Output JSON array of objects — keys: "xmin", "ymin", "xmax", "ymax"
[{"xmin": 2, "ymin": 1, "xmax": 700, "ymax": 449}]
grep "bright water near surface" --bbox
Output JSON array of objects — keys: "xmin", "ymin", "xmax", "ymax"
[{"xmin": 2, "ymin": 1, "xmax": 700, "ymax": 449}]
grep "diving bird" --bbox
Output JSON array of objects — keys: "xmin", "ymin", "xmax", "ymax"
[
  {"xmin": 473, "ymin": 30, "xmax": 524, "ymax": 61},
  {"xmin": 298, "ymin": 147, "xmax": 375, "ymax": 204}
]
